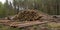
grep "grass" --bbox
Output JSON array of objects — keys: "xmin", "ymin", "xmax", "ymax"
[
  {"xmin": 0, "ymin": 24, "xmax": 21, "ymax": 30},
  {"xmin": 47, "ymin": 22, "xmax": 60, "ymax": 28}
]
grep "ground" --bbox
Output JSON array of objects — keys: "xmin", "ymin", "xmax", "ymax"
[
  {"xmin": 0, "ymin": 21, "xmax": 60, "ymax": 30},
  {"xmin": 0, "ymin": 15, "xmax": 60, "ymax": 30}
]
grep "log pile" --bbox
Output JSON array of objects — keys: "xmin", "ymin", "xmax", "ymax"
[{"xmin": 13, "ymin": 9, "xmax": 43, "ymax": 22}]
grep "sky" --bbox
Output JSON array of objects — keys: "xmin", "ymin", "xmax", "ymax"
[
  {"xmin": 0, "ymin": 0, "xmax": 12, "ymax": 4},
  {"xmin": 0, "ymin": 0, "xmax": 5, "ymax": 3}
]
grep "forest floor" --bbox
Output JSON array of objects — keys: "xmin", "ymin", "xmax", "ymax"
[
  {"xmin": 0, "ymin": 15, "xmax": 60, "ymax": 30},
  {"xmin": 0, "ymin": 19, "xmax": 60, "ymax": 30}
]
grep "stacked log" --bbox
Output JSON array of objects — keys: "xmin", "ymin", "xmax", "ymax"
[{"xmin": 13, "ymin": 9, "xmax": 43, "ymax": 22}]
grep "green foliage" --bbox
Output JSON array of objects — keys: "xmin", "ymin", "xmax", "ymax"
[
  {"xmin": 0, "ymin": 0, "xmax": 60, "ymax": 17},
  {"xmin": 12, "ymin": 0, "xmax": 60, "ymax": 15},
  {"xmin": 0, "ymin": 1, "xmax": 15, "ymax": 18}
]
